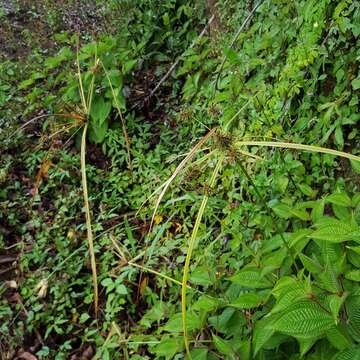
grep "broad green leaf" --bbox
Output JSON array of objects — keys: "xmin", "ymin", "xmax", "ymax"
[
  {"xmin": 299, "ymin": 183, "xmax": 317, "ymax": 197},
  {"xmin": 297, "ymin": 337, "xmax": 319, "ymax": 357},
  {"xmin": 89, "ymin": 119, "xmax": 108, "ymax": 144},
  {"xmin": 212, "ymin": 334, "xmax": 235, "ymax": 357},
  {"xmin": 332, "ymin": 347, "xmax": 360, "ymax": 360},
  {"xmin": 271, "ymin": 300, "xmax": 335, "ymax": 339},
  {"xmin": 229, "ymin": 266, "xmax": 273, "ymax": 288},
  {"xmin": 311, "ymin": 199, "xmax": 325, "ymax": 223},
  {"xmin": 326, "ymin": 325, "xmax": 353, "ymax": 351},
  {"xmin": 351, "ymin": 160, "xmax": 360, "ymax": 175},
  {"xmin": 328, "ymin": 293, "xmax": 347, "ymax": 319},
  {"xmin": 272, "ymin": 203, "xmax": 309, "ymax": 221},
  {"xmin": 271, "ymin": 282, "xmax": 308, "ymax": 314},
  {"xmin": 299, "ymin": 253, "xmax": 323, "ymax": 274},
  {"xmin": 326, "ymin": 192, "xmax": 352, "ymax": 207},
  {"xmin": 90, "ymin": 96, "xmax": 112, "ymax": 125},
  {"xmin": 274, "ymin": 176, "xmax": 289, "ymax": 193},
  {"xmin": 162, "ymin": 312, "xmax": 201, "ymax": 333},
  {"xmin": 311, "ymin": 219, "xmax": 360, "ymax": 242},
  {"xmin": 140, "ymin": 302, "xmax": 167, "ymax": 328},
  {"xmin": 151, "ymin": 336, "xmax": 183, "ymax": 360},
  {"xmin": 228, "ymin": 292, "xmax": 265, "ymax": 309},
  {"xmin": 238, "ymin": 339, "xmax": 251, "ymax": 360},
  {"xmin": 345, "ymin": 270, "xmax": 360, "ymax": 282},
  {"xmin": 351, "ymin": 76, "xmax": 360, "ymax": 90},
  {"xmin": 187, "ymin": 348, "xmax": 208, "ymax": 360},
  {"xmin": 122, "ymin": 59, "xmax": 137, "ymax": 74},
  {"xmin": 192, "ymin": 295, "xmax": 219, "ymax": 312},
  {"xmin": 289, "ymin": 229, "xmax": 312, "ymax": 253},
  {"xmin": 190, "ymin": 266, "xmax": 215, "ymax": 286},
  {"xmin": 252, "ymin": 315, "xmax": 276, "ymax": 356}
]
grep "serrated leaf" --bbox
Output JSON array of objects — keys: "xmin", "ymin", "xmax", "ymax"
[
  {"xmin": 311, "ymin": 220, "xmax": 360, "ymax": 242},
  {"xmin": 332, "ymin": 347, "xmax": 360, "ymax": 360},
  {"xmin": 228, "ymin": 266, "xmax": 273, "ymax": 288},
  {"xmin": 228, "ymin": 292, "xmax": 265, "ymax": 309},
  {"xmin": 327, "ymin": 193, "xmax": 352, "ymax": 207},
  {"xmin": 326, "ymin": 325, "xmax": 353, "ymax": 351},
  {"xmin": 271, "ymin": 300, "xmax": 335, "ymax": 339},
  {"xmin": 271, "ymin": 282, "xmax": 308, "ymax": 314}
]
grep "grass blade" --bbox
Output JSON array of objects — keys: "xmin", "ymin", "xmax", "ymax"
[
  {"xmin": 150, "ymin": 128, "xmax": 216, "ymax": 230},
  {"xmin": 235, "ymin": 141, "xmax": 360, "ymax": 162}
]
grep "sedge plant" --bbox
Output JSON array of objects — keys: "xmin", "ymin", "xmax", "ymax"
[{"xmin": 150, "ymin": 126, "xmax": 360, "ymax": 357}]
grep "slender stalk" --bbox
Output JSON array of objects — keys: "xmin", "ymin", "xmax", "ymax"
[
  {"xmin": 81, "ymin": 124, "xmax": 98, "ymax": 316},
  {"xmin": 101, "ymin": 61, "xmax": 132, "ymax": 171},
  {"xmin": 182, "ymin": 156, "xmax": 223, "ymax": 357}
]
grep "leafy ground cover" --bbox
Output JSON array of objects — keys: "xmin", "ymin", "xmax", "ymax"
[{"xmin": 1, "ymin": 0, "xmax": 360, "ymax": 359}]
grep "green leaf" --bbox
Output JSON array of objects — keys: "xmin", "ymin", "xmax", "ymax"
[
  {"xmin": 140, "ymin": 302, "xmax": 167, "ymax": 328},
  {"xmin": 187, "ymin": 348, "xmax": 208, "ymax": 360},
  {"xmin": 297, "ymin": 337, "xmax": 319, "ymax": 357},
  {"xmin": 190, "ymin": 266, "xmax": 215, "ymax": 286},
  {"xmin": 228, "ymin": 266, "xmax": 273, "ymax": 288},
  {"xmin": 328, "ymin": 294, "xmax": 347, "ymax": 319},
  {"xmin": 90, "ymin": 96, "xmax": 112, "ymax": 125},
  {"xmin": 228, "ymin": 292, "xmax": 265, "ymax": 309},
  {"xmin": 212, "ymin": 334, "xmax": 235, "ymax": 357},
  {"xmin": 252, "ymin": 315, "xmax": 276, "ymax": 356},
  {"xmin": 299, "ymin": 183, "xmax": 317, "ymax": 197},
  {"xmin": 350, "ymin": 160, "xmax": 360, "ymax": 175},
  {"xmin": 326, "ymin": 325, "xmax": 353, "ymax": 351},
  {"xmin": 311, "ymin": 199, "xmax": 325, "ymax": 223},
  {"xmin": 89, "ymin": 119, "xmax": 108, "ymax": 144},
  {"xmin": 152, "ymin": 337, "xmax": 183, "ymax": 360},
  {"xmin": 271, "ymin": 300, "xmax": 335, "ymax": 339},
  {"xmin": 192, "ymin": 295, "xmax": 219, "ymax": 312},
  {"xmin": 311, "ymin": 219, "xmax": 360, "ymax": 242},
  {"xmin": 122, "ymin": 59, "xmax": 137, "ymax": 74},
  {"xmin": 271, "ymin": 282, "xmax": 308, "ymax": 314},
  {"xmin": 162, "ymin": 312, "xmax": 201, "ymax": 333},
  {"xmin": 272, "ymin": 203, "xmax": 309, "ymax": 220},
  {"xmin": 351, "ymin": 76, "xmax": 360, "ymax": 90},
  {"xmin": 326, "ymin": 193, "xmax": 352, "ymax": 207},
  {"xmin": 332, "ymin": 347, "xmax": 360, "ymax": 360},
  {"xmin": 274, "ymin": 176, "xmax": 289, "ymax": 193},
  {"xmin": 345, "ymin": 270, "xmax": 360, "ymax": 282},
  {"xmin": 299, "ymin": 253, "xmax": 323, "ymax": 274}
]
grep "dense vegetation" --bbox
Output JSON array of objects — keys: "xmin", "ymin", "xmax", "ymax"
[{"xmin": 1, "ymin": 0, "xmax": 360, "ymax": 359}]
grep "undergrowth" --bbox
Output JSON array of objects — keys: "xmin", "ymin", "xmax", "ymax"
[{"xmin": 1, "ymin": 0, "xmax": 360, "ymax": 359}]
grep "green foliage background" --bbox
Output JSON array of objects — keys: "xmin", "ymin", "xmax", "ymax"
[{"xmin": 1, "ymin": 0, "xmax": 360, "ymax": 359}]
